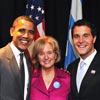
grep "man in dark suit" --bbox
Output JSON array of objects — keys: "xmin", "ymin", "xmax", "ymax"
[
  {"xmin": 67, "ymin": 19, "xmax": 100, "ymax": 100},
  {"xmin": 0, "ymin": 16, "xmax": 35, "ymax": 100}
]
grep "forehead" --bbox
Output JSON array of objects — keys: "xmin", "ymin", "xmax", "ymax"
[
  {"xmin": 39, "ymin": 42, "xmax": 53, "ymax": 52},
  {"xmin": 73, "ymin": 26, "xmax": 91, "ymax": 35},
  {"xmin": 16, "ymin": 19, "xmax": 34, "ymax": 29},
  {"xmin": 43, "ymin": 43, "xmax": 53, "ymax": 49}
]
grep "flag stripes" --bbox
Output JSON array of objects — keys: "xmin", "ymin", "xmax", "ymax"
[{"xmin": 64, "ymin": 0, "xmax": 83, "ymax": 70}]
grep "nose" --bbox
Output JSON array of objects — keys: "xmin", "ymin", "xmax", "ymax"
[
  {"xmin": 79, "ymin": 36, "xmax": 84, "ymax": 43},
  {"xmin": 23, "ymin": 31, "xmax": 29, "ymax": 37},
  {"xmin": 44, "ymin": 54, "xmax": 48, "ymax": 59}
]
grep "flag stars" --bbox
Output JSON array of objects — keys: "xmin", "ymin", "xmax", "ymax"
[
  {"xmin": 35, "ymin": 16, "xmax": 39, "ymax": 20},
  {"xmin": 37, "ymin": 6, "xmax": 41, "ymax": 12},
  {"xmin": 29, "ymin": 15, "xmax": 32, "ymax": 18},
  {"xmin": 26, "ymin": 4, "xmax": 28, "ymax": 9},
  {"xmin": 41, "ymin": 9, "xmax": 44, "ymax": 14},
  {"xmin": 30, "ymin": 5, "xmax": 34, "ymax": 10}
]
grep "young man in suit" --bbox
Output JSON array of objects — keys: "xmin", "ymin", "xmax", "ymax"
[
  {"xmin": 0, "ymin": 16, "xmax": 35, "ymax": 100},
  {"xmin": 67, "ymin": 19, "xmax": 100, "ymax": 100}
]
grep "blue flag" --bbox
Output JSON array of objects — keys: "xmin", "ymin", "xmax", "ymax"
[{"xmin": 64, "ymin": 0, "xmax": 83, "ymax": 70}]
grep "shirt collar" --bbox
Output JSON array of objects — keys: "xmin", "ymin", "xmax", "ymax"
[
  {"xmin": 10, "ymin": 42, "xmax": 22, "ymax": 57},
  {"xmin": 80, "ymin": 49, "xmax": 97, "ymax": 66}
]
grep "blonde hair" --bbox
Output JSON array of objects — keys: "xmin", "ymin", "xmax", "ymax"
[{"xmin": 32, "ymin": 36, "xmax": 61, "ymax": 68}]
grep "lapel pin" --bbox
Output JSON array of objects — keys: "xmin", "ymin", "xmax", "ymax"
[
  {"xmin": 91, "ymin": 70, "xmax": 96, "ymax": 74},
  {"xmin": 53, "ymin": 81, "xmax": 60, "ymax": 89}
]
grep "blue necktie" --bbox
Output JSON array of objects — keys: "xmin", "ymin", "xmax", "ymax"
[{"xmin": 77, "ymin": 61, "xmax": 86, "ymax": 92}]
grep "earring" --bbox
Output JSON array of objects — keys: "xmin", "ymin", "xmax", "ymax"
[{"xmin": 55, "ymin": 55, "xmax": 57, "ymax": 60}]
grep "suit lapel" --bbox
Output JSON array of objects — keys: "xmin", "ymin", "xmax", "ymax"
[
  {"xmin": 79, "ymin": 53, "xmax": 100, "ymax": 94},
  {"xmin": 48, "ymin": 74, "xmax": 61, "ymax": 92},
  {"xmin": 71, "ymin": 59, "xmax": 79, "ymax": 95},
  {"xmin": 33, "ymin": 70, "xmax": 48, "ymax": 95},
  {"xmin": 8, "ymin": 55, "xmax": 22, "ymax": 89},
  {"xmin": 48, "ymin": 68, "xmax": 66, "ymax": 92},
  {"xmin": 6, "ymin": 44, "xmax": 23, "ymax": 95}
]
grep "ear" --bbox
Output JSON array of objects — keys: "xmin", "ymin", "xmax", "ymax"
[
  {"xmin": 93, "ymin": 36, "xmax": 97, "ymax": 43},
  {"xmin": 10, "ymin": 27, "xmax": 15, "ymax": 37}
]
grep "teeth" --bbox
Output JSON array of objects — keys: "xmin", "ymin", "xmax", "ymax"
[
  {"xmin": 44, "ymin": 60, "xmax": 50, "ymax": 64},
  {"xmin": 21, "ymin": 40, "xmax": 28, "ymax": 43},
  {"xmin": 78, "ymin": 45, "xmax": 85, "ymax": 48},
  {"xmin": 79, "ymin": 46, "xmax": 85, "ymax": 47}
]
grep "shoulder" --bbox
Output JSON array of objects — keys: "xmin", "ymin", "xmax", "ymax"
[
  {"xmin": 67, "ymin": 58, "xmax": 80, "ymax": 72},
  {"xmin": 94, "ymin": 53, "xmax": 100, "ymax": 59},
  {"xmin": 69, "ymin": 58, "xmax": 80, "ymax": 66},
  {"xmin": 31, "ymin": 68, "xmax": 41, "ymax": 77},
  {"xmin": 91, "ymin": 53, "xmax": 100, "ymax": 65},
  {"xmin": 0, "ymin": 43, "xmax": 11, "ymax": 56},
  {"xmin": 55, "ymin": 68, "xmax": 71, "ymax": 86},
  {"xmin": 55, "ymin": 68, "xmax": 70, "ymax": 79}
]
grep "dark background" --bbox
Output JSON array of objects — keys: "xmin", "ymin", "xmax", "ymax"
[{"xmin": 0, "ymin": 0, "xmax": 100, "ymax": 68}]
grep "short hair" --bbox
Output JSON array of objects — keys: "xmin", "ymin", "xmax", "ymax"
[
  {"xmin": 71, "ymin": 19, "xmax": 97, "ymax": 38},
  {"xmin": 12, "ymin": 15, "xmax": 36, "ymax": 29},
  {"xmin": 32, "ymin": 36, "xmax": 61, "ymax": 68}
]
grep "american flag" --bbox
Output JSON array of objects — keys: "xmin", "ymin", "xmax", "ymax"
[{"xmin": 26, "ymin": 0, "xmax": 45, "ymax": 40}]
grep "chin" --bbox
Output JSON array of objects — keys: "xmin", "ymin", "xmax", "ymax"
[{"xmin": 19, "ymin": 47, "xmax": 27, "ymax": 51}]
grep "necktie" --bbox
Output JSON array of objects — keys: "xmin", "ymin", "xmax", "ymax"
[
  {"xmin": 77, "ymin": 61, "xmax": 86, "ymax": 92},
  {"xmin": 20, "ymin": 53, "xmax": 25, "ymax": 93}
]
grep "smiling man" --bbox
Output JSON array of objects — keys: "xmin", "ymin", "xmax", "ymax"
[
  {"xmin": 67, "ymin": 19, "xmax": 100, "ymax": 100},
  {"xmin": 0, "ymin": 16, "xmax": 35, "ymax": 100}
]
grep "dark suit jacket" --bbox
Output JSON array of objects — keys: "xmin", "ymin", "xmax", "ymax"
[
  {"xmin": 0, "ymin": 43, "xmax": 32, "ymax": 100},
  {"xmin": 68, "ymin": 53, "xmax": 100, "ymax": 100}
]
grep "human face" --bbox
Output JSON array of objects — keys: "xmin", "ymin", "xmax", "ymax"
[
  {"xmin": 10, "ymin": 19, "xmax": 35, "ymax": 51},
  {"xmin": 73, "ymin": 26, "xmax": 96, "ymax": 59},
  {"xmin": 37, "ymin": 43, "xmax": 56, "ymax": 69}
]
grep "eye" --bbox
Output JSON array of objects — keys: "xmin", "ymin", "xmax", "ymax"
[
  {"xmin": 18, "ymin": 29, "xmax": 25, "ymax": 34},
  {"xmin": 28, "ymin": 30, "xmax": 35, "ymax": 34},
  {"xmin": 73, "ymin": 34, "xmax": 79, "ymax": 39},
  {"xmin": 48, "ymin": 51, "xmax": 53, "ymax": 54},
  {"xmin": 39, "ymin": 53, "xmax": 44, "ymax": 56},
  {"xmin": 84, "ymin": 34, "xmax": 89, "ymax": 38}
]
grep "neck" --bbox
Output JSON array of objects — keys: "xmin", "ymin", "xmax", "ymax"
[
  {"xmin": 42, "ymin": 67, "xmax": 55, "ymax": 89},
  {"xmin": 81, "ymin": 48, "xmax": 95, "ymax": 60},
  {"xmin": 42, "ymin": 66, "xmax": 55, "ymax": 76}
]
